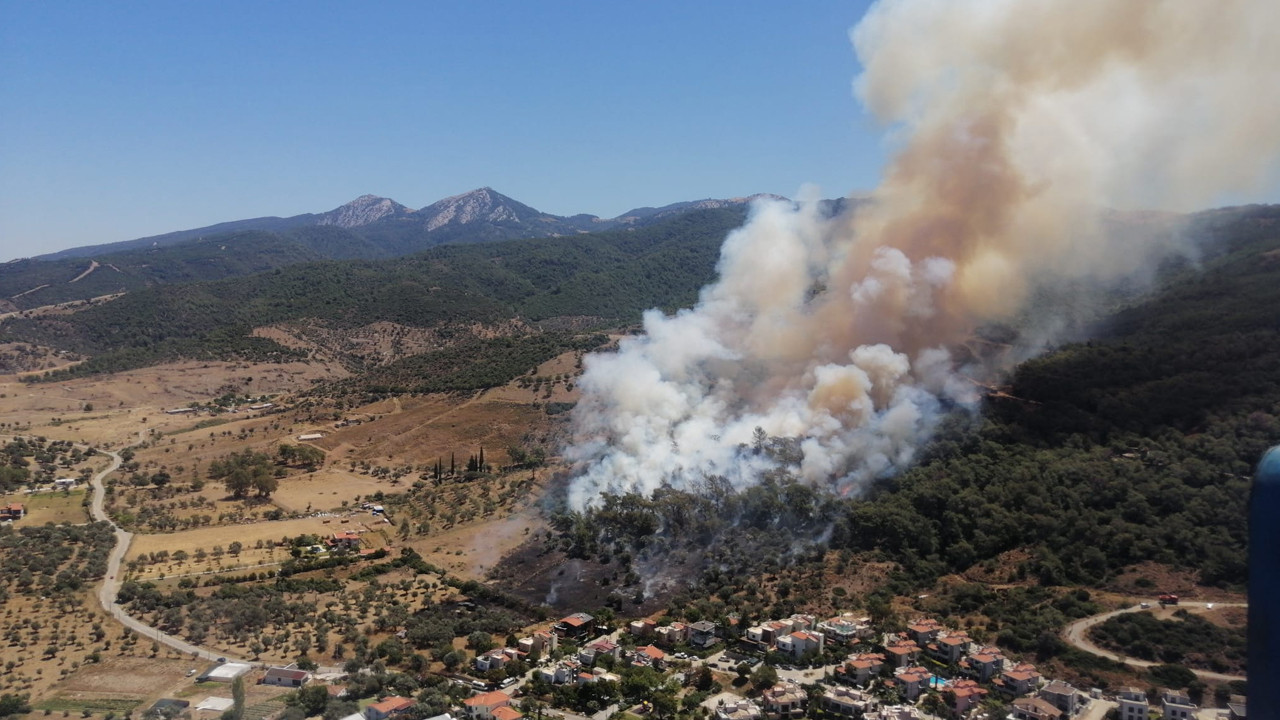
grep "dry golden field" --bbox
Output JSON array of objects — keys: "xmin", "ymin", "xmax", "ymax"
[{"xmin": 0, "ymin": 340, "xmax": 587, "ymax": 708}]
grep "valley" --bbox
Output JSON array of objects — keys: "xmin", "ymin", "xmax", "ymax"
[{"xmin": 0, "ymin": 202, "xmax": 1270, "ymax": 720}]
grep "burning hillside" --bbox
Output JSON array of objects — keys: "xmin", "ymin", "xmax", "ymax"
[{"xmin": 564, "ymin": 0, "xmax": 1280, "ymax": 510}]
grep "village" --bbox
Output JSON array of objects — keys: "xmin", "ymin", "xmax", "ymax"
[{"xmin": 131, "ymin": 604, "xmax": 1240, "ymax": 720}]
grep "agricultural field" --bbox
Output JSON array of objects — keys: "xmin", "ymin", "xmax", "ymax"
[
  {"xmin": 3, "ymin": 489, "xmax": 90, "ymax": 526},
  {"xmin": 0, "ymin": 340, "xmax": 584, "ymax": 711}
]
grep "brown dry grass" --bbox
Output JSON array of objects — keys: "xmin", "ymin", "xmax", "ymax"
[
  {"xmin": 127, "ymin": 516, "xmax": 348, "ymax": 559},
  {"xmin": 2, "ymin": 489, "xmax": 89, "ymax": 525},
  {"xmin": 0, "ymin": 359, "xmax": 346, "ymax": 448},
  {"xmin": 0, "ymin": 347, "xmax": 580, "ymax": 698},
  {"xmin": 412, "ymin": 503, "xmax": 545, "ymax": 581}
]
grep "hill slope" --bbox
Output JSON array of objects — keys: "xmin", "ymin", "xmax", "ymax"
[
  {"xmin": 2, "ymin": 207, "xmax": 750, "ymax": 378},
  {"xmin": 6, "ymin": 190, "xmax": 777, "ymax": 311}
]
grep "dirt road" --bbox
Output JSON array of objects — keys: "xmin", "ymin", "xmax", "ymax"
[
  {"xmin": 1061, "ymin": 602, "xmax": 1247, "ymax": 682},
  {"xmin": 90, "ymin": 448, "xmax": 344, "ymax": 674},
  {"xmin": 90, "ymin": 449, "xmax": 243, "ymax": 663}
]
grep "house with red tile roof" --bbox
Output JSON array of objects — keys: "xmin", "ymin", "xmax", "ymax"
[
  {"xmin": 327, "ymin": 530, "xmax": 363, "ymax": 545},
  {"xmin": 994, "ymin": 663, "xmax": 1042, "ymax": 697},
  {"xmin": 491, "ymin": 708, "xmax": 522, "ymax": 720},
  {"xmin": 904, "ymin": 619, "xmax": 942, "ymax": 646},
  {"xmin": 632, "ymin": 644, "xmax": 666, "ymax": 669},
  {"xmin": 881, "ymin": 635, "xmax": 922, "ymax": 668},
  {"xmin": 463, "ymin": 691, "xmax": 512, "ymax": 720},
  {"xmin": 365, "ymin": 697, "xmax": 414, "ymax": 720},
  {"xmin": 893, "ymin": 666, "xmax": 932, "ymax": 702},
  {"xmin": 655, "ymin": 622, "xmax": 688, "ymax": 648},
  {"xmin": 554, "ymin": 613, "xmax": 595, "ymax": 638},
  {"xmin": 946, "ymin": 679, "xmax": 988, "ymax": 715},
  {"xmin": 0, "ymin": 503, "xmax": 24, "ymax": 521},
  {"xmin": 776, "ymin": 630, "xmax": 824, "ymax": 661},
  {"xmin": 926, "ymin": 630, "xmax": 972, "ymax": 665},
  {"xmin": 958, "ymin": 645, "xmax": 1006, "ymax": 681},
  {"xmin": 837, "ymin": 652, "xmax": 885, "ymax": 687}
]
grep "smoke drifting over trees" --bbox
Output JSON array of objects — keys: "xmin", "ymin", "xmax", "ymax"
[{"xmin": 565, "ymin": 0, "xmax": 1280, "ymax": 509}]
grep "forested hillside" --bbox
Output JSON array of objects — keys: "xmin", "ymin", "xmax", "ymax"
[
  {"xmin": 552, "ymin": 204, "xmax": 1280, "ymax": 609},
  {"xmin": 3, "ymin": 207, "xmax": 746, "ymax": 379}
]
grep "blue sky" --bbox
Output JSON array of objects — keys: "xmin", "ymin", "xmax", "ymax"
[{"xmin": 0, "ymin": 0, "xmax": 882, "ymax": 259}]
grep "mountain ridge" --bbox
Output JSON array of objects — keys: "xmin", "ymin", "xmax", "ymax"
[{"xmin": 34, "ymin": 188, "xmax": 783, "ymax": 263}]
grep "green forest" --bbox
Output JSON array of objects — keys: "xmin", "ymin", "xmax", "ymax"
[
  {"xmin": 548, "ymin": 205, "xmax": 1279, "ymax": 661},
  {"xmin": 6, "ymin": 207, "xmax": 745, "ymax": 381}
]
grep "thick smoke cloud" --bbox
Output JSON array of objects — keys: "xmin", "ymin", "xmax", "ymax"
[{"xmin": 565, "ymin": 0, "xmax": 1280, "ymax": 510}]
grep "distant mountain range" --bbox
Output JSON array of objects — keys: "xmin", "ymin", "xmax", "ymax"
[
  {"xmin": 0, "ymin": 188, "xmax": 792, "ymax": 312},
  {"xmin": 37, "ymin": 188, "xmax": 784, "ymax": 261}
]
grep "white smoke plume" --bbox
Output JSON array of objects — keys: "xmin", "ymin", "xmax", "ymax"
[{"xmin": 565, "ymin": 0, "xmax": 1280, "ymax": 510}]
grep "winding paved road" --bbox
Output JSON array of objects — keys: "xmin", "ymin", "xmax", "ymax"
[{"xmin": 1062, "ymin": 601, "xmax": 1247, "ymax": 682}]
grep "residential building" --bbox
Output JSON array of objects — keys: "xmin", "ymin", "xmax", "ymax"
[
  {"xmin": 584, "ymin": 639, "xmax": 621, "ymax": 661},
  {"xmin": 0, "ymin": 503, "xmax": 23, "ymax": 521},
  {"xmin": 629, "ymin": 619, "xmax": 656, "ymax": 637},
  {"xmin": 1038, "ymin": 681, "xmax": 1080, "ymax": 715},
  {"xmin": 882, "ymin": 635, "xmax": 921, "ymax": 668},
  {"xmin": 1010, "ymin": 697, "xmax": 1063, "ymax": 720},
  {"xmin": 817, "ymin": 614, "xmax": 872, "ymax": 645},
  {"xmin": 839, "ymin": 652, "xmax": 885, "ymax": 687},
  {"xmin": 327, "ymin": 531, "xmax": 361, "ymax": 549},
  {"xmin": 366, "ymin": 697, "xmax": 415, "ymax": 720},
  {"xmin": 905, "ymin": 619, "xmax": 942, "ymax": 647},
  {"xmin": 690, "ymin": 620, "xmax": 719, "ymax": 648},
  {"xmin": 1161, "ymin": 689, "xmax": 1197, "ymax": 720},
  {"xmin": 536, "ymin": 661, "xmax": 579, "ymax": 685},
  {"xmin": 491, "ymin": 708, "xmax": 521, "ymax": 720},
  {"xmin": 714, "ymin": 698, "xmax": 763, "ymax": 720},
  {"xmin": 893, "ymin": 666, "xmax": 932, "ymax": 702},
  {"xmin": 994, "ymin": 662, "xmax": 1042, "ymax": 697},
  {"xmin": 959, "ymin": 646, "xmax": 1005, "ymax": 681},
  {"xmin": 925, "ymin": 630, "xmax": 972, "ymax": 665},
  {"xmin": 656, "ymin": 622, "xmax": 688, "ymax": 648},
  {"xmin": 633, "ymin": 645, "xmax": 666, "ymax": 669},
  {"xmin": 864, "ymin": 707, "xmax": 920, "ymax": 720},
  {"xmin": 463, "ymin": 691, "xmax": 512, "ymax": 720},
  {"xmin": 1117, "ymin": 687, "xmax": 1149, "ymax": 720},
  {"xmin": 517, "ymin": 630, "xmax": 556, "ymax": 656},
  {"xmin": 776, "ymin": 630, "xmax": 824, "ymax": 661},
  {"xmin": 947, "ymin": 679, "xmax": 988, "ymax": 715},
  {"xmin": 261, "ymin": 664, "xmax": 310, "ymax": 687},
  {"xmin": 822, "ymin": 687, "xmax": 877, "ymax": 717},
  {"xmin": 554, "ymin": 613, "xmax": 595, "ymax": 639},
  {"xmin": 761, "ymin": 681, "xmax": 807, "ymax": 719},
  {"xmin": 475, "ymin": 648, "xmax": 513, "ymax": 672}
]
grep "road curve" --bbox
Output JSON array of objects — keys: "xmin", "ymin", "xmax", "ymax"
[
  {"xmin": 1062, "ymin": 602, "xmax": 1247, "ymax": 683},
  {"xmin": 89, "ymin": 448, "xmax": 344, "ymax": 675},
  {"xmin": 90, "ymin": 449, "xmax": 250, "ymax": 665}
]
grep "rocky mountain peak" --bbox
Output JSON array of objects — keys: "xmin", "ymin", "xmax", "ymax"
[
  {"xmin": 318, "ymin": 195, "xmax": 411, "ymax": 229},
  {"xmin": 420, "ymin": 187, "xmax": 534, "ymax": 231}
]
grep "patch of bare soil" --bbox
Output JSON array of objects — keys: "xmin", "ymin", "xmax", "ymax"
[
  {"xmin": 960, "ymin": 547, "xmax": 1035, "ymax": 585},
  {"xmin": 252, "ymin": 318, "xmax": 535, "ymax": 369},
  {"xmin": 413, "ymin": 504, "xmax": 546, "ymax": 581},
  {"xmin": 1105, "ymin": 562, "xmax": 1208, "ymax": 599}
]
